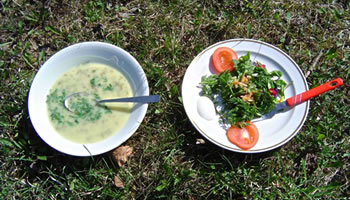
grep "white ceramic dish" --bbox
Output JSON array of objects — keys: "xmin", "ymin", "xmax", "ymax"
[
  {"xmin": 28, "ymin": 42, "xmax": 149, "ymax": 156},
  {"xmin": 182, "ymin": 39, "xmax": 309, "ymax": 153}
]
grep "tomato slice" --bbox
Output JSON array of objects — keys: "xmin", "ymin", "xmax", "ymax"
[
  {"xmin": 211, "ymin": 47, "xmax": 239, "ymax": 74},
  {"xmin": 227, "ymin": 122, "xmax": 259, "ymax": 150}
]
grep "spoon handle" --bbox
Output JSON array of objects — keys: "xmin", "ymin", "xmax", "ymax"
[
  {"xmin": 286, "ymin": 78, "xmax": 343, "ymax": 106},
  {"xmin": 98, "ymin": 95, "xmax": 160, "ymax": 103}
]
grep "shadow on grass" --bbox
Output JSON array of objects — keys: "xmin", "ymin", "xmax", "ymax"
[
  {"xmin": 180, "ymin": 121, "xmax": 280, "ymax": 170},
  {"xmin": 13, "ymin": 94, "xmax": 116, "ymax": 182}
]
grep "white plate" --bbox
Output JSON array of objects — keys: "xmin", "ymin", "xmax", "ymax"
[
  {"xmin": 28, "ymin": 42, "xmax": 149, "ymax": 156},
  {"xmin": 182, "ymin": 39, "xmax": 309, "ymax": 153}
]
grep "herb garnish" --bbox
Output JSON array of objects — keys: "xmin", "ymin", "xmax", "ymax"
[
  {"xmin": 90, "ymin": 77, "xmax": 114, "ymax": 91},
  {"xmin": 200, "ymin": 52, "xmax": 287, "ymax": 127},
  {"xmin": 46, "ymin": 89, "xmax": 67, "ymax": 124},
  {"xmin": 46, "ymin": 89, "xmax": 112, "ymax": 127}
]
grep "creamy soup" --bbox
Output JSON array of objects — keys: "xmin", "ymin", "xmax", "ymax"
[{"xmin": 46, "ymin": 63, "xmax": 133, "ymax": 144}]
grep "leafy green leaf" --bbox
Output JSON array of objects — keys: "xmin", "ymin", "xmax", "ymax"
[{"xmin": 200, "ymin": 52, "xmax": 287, "ymax": 127}]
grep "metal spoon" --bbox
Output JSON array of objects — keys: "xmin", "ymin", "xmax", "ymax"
[{"xmin": 64, "ymin": 92, "xmax": 160, "ymax": 112}]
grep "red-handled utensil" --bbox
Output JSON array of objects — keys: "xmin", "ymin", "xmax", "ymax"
[
  {"xmin": 286, "ymin": 78, "xmax": 343, "ymax": 106},
  {"xmin": 252, "ymin": 78, "xmax": 343, "ymax": 122}
]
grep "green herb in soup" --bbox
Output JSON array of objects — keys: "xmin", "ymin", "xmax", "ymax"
[
  {"xmin": 90, "ymin": 77, "xmax": 114, "ymax": 91},
  {"xmin": 46, "ymin": 63, "xmax": 133, "ymax": 144}
]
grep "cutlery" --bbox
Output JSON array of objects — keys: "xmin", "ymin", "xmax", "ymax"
[{"xmin": 252, "ymin": 78, "xmax": 343, "ymax": 122}]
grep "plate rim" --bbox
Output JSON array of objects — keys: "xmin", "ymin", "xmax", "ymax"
[{"xmin": 181, "ymin": 38, "xmax": 310, "ymax": 153}]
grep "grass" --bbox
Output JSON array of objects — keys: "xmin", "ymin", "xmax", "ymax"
[{"xmin": 1, "ymin": 0, "xmax": 349, "ymax": 199}]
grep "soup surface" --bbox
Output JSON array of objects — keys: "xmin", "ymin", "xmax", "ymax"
[{"xmin": 46, "ymin": 63, "xmax": 133, "ymax": 144}]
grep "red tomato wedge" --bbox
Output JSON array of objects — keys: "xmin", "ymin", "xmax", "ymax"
[
  {"xmin": 211, "ymin": 47, "xmax": 239, "ymax": 74},
  {"xmin": 227, "ymin": 122, "xmax": 259, "ymax": 150}
]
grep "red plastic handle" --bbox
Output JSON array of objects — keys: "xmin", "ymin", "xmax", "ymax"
[{"xmin": 286, "ymin": 78, "xmax": 343, "ymax": 107}]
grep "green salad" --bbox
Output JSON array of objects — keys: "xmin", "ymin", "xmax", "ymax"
[{"xmin": 200, "ymin": 52, "xmax": 287, "ymax": 127}]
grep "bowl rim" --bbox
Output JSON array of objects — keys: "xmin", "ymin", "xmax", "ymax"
[{"xmin": 28, "ymin": 41, "xmax": 149, "ymax": 156}]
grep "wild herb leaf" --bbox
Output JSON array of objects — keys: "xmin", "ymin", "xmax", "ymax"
[{"xmin": 200, "ymin": 52, "xmax": 287, "ymax": 127}]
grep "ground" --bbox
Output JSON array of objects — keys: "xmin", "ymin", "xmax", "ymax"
[{"xmin": 0, "ymin": 0, "xmax": 349, "ymax": 199}]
